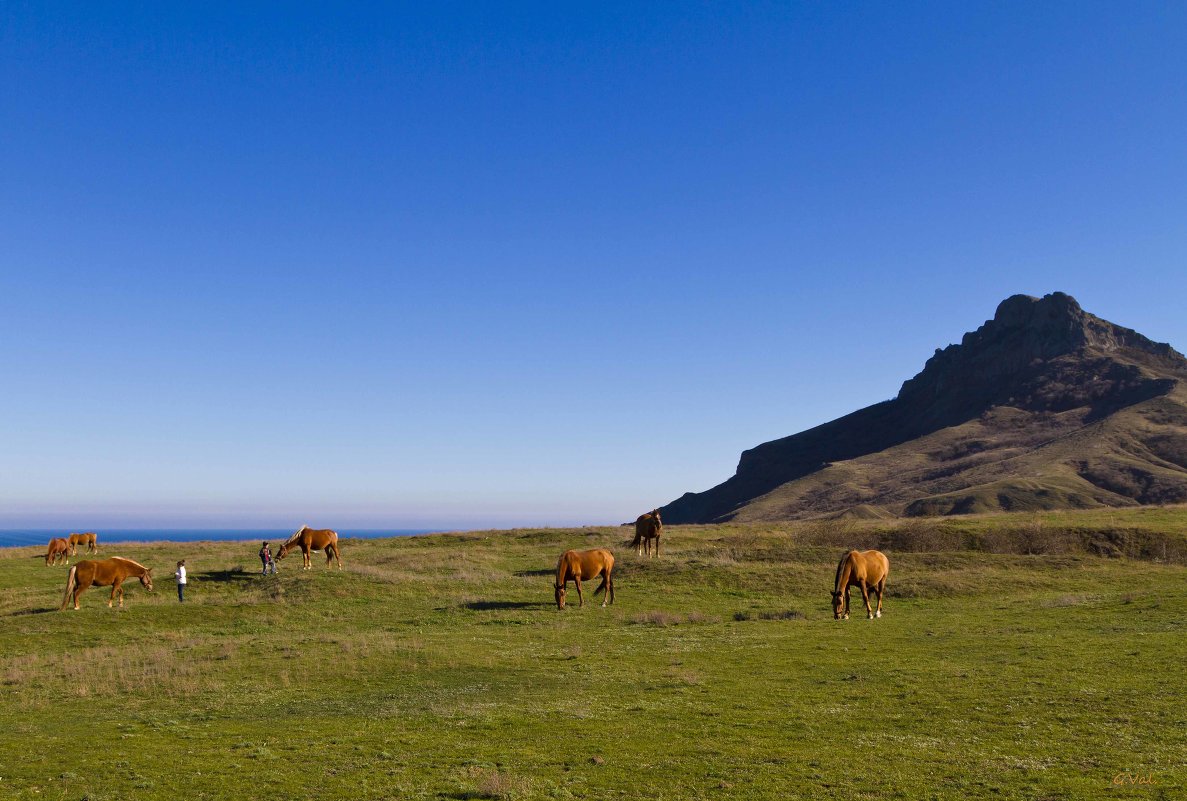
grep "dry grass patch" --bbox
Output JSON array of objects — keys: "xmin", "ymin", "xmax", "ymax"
[
  {"xmin": 462, "ymin": 766, "xmax": 531, "ymax": 800},
  {"xmin": 630, "ymin": 610, "xmax": 721, "ymax": 627},
  {"xmin": 2, "ymin": 644, "xmax": 210, "ymax": 701}
]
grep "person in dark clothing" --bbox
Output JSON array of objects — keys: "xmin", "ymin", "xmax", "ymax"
[{"xmin": 259, "ymin": 541, "xmax": 277, "ymax": 575}]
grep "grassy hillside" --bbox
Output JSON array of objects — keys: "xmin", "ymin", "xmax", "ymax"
[
  {"xmin": 719, "ymin": 385, "xmax": 1187, "ymax": 522},
  {"xmin": 2, "ymin": 510, "xmax": 1186, "ymax": 800}
]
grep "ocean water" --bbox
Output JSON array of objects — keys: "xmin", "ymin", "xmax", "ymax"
[{"xmin": 0, "ymin": 529, "xmax": 441, "ymax": 549}]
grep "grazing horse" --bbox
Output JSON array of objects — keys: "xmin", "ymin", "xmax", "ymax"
[
  {"xmin": 831, "ymin": 549, "xmax": 889, "ymax": 620},
  {"xmin": 68, "ymin": 532, "xmax": 98, "ymax": 556},
  {"xmin": 630, "ymin": 509, "xmax": 663, "ymax": 557},
  {"xmin": 45, "ymin": 538, "xmax": 70, "ymax": 566},
  {"xmin": 555, "ymin": 549, "xmax": 615, "ymax": 609},
  {"xmin": 60, "ymin": 557, "xmax": 154, "ymax": 610},
  {"xmin": 277, "ymin": 525, "xmax": 343, "ymax": 570}
]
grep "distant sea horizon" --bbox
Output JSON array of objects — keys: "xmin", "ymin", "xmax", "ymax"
[{"xmin": 0, "ymin": 528, "xmax": 447, "ymax": 549}]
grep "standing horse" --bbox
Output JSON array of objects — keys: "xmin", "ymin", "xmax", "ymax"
[
  {"xmin": 831, "ymin": 549, "xmax": 889, "ymax": 620},
  {"xmin": 276, "ymin": 525, "xmax": 343, "ymax": 570},
  {"xmin": 45, "ymin": 538, "xmax": 70, "ymax": 566},
  {"xmin": 60, "ymin": 557, "xmax": 154, "ymax": 610},
  {"xmin": 630, "ymin": 509, "xmax": 663, "ymax": 557},
  {"xmin": 555, "ymin": 549, "xmax": 615, "ymax": 609},
  {"xmin": 68, "ymin": 532, "xmax": 98, "ymax": 556}
]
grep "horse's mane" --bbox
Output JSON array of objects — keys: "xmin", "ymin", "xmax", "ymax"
[
  {"xmin": 834, "ymin": 552, "xmax": 849, "ymax": 592},
  {"xmin": 110, "ymin": 557, "xmax": 149, "ymax": 572},
  {"xmin": 282, "ymin": 526, "xmax": 308, "ymax": 546}
]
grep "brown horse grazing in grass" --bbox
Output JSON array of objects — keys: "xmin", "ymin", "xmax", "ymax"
[
  {"xmin": 555, "ymin": 549, "xmax": 615, "ymax": 609},
  {"xmin": 68, "ymin": 532, "xmax": 98, "ymax": 556},
  {"xmin": 832, "ymin": 549, "xmax": 889, "ymax": 620},
  {"xmin": 630, "ymin": 510, "xmax": 662, "ymax": 557},
  {"xmin": 277, "ymin": 525, "xmax": 343, "ymax": 570},
  {"xmin": 45, "ymin": 538, "xmax": 70, "ymax": 566},
  {"xmin": 60, "ymin": 558, "xmax": 154, "ymax": 610}
]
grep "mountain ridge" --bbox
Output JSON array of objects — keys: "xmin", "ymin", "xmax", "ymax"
[{"xmin": 661, "ymin": 293, "xmax": 1187, "ymax": 523}]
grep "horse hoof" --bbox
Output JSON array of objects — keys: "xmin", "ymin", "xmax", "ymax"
[{"xmin": 875, "ymin": 611, "xmax": 882, "ymax": 618}]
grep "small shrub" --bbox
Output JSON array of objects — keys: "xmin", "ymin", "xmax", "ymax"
[
  {"xmin": 630, "ymin": 610, "xmax": 681, "ymax": 627},
  {"xmin": 465, "ymin": 767, "xmax": 530, "ymax": 800}
]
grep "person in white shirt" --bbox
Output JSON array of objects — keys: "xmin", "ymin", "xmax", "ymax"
[{"xmin": 175, "ymin": 560, "xmax": 187, "ymax": 603}]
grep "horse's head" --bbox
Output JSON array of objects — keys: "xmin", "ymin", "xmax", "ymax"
[
  {"xmin": 141, "ymin": 568, "xmax": 154, "ymax": 592},
  {"xmin": 555, "ymin": 584, "xmax": 566, "ymax": 610},
  {"xmin": 831, "ymin": 590, "xmax": 846, "ymax": 619},
  {"xmin": 652, "ymin": 509, "xmax": 662, "ymax": 527}
]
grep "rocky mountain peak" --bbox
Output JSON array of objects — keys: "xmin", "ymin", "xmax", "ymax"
[
  {"xmin": 659, "ymin": 292, "xmax": 1187, "ymax": 524},
  {"xmin": 896, "ymin": 292, "xmax": 1185, "ymax": 417}
]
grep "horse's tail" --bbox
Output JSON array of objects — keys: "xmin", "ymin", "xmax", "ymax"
[
  {"xmin": 630, "ymin": 516, "xmax": 649, "ymax": 548},
  {"xmin": 60, "ymin": 566, "xmax": 78, "ymax": 610}
]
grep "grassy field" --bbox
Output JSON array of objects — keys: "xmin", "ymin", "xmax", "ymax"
[{"xmin": 2, "ymin": 510, "xmax": 1185, "ymax": 800}]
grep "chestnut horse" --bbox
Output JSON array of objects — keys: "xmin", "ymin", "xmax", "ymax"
[
  {"xmin": 277, "ymin": 525, "xmax": 343, "ymax": 570},
  {"xmin": 630, "ymin": 510, "xmax": 663, "ymax": 557},
  {"xmin": 555, "ymin": 549, "xmax": 615, "ymax": 609},
  {"xmin": 68, "ymin": 532, "xmax": 98, "ymax": 556},
  {"xmin": 45, "ymin": 538, "xmax": 70, "ymax": 566},
  {"xmin": 831, "ymin": 549, "xmax": 889, "ymax": 620},
  {"xmin": 60, "ymin": 557, "xmax": 154, "ymax": 610}
]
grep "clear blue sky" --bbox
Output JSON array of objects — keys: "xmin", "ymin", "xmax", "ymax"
[{"xmin": 2, "ymin": 2, "xmax": 1185, "ymax": 529}]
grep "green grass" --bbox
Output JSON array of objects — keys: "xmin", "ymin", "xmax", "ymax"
[{"xmin": 2, "ymin": 512, "xmax": 1186, "ymax": 800}]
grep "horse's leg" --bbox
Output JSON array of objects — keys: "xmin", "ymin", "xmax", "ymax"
[
  {"xmin": 607, "ymin": 569, "xmax": 614, "ymax": 606},
  {"xmin": 574, "ymin": 576, "xmax": 584, "ymax": 608},
  {"xmin": 109, "ymin": 580, "xmax": 120, "ymax": 608},
  {"xmin": 875, "ymin": 579, "xmax": 885, "ymax": 618},
  {"xmin": 842, "ymin": 587, "xmax": 851, "ymax": 620},
  {"xmin": 859, "ymin": 581, "xmax": 873, "ymax": 619},
  {"xmin": 656, "ymin": 535, "xmax": 660, "ymax": 558}
]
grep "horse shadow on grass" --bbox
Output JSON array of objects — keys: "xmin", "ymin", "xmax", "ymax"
[
  {"xmin": 195, "ymin": 568, "xmax": 258, "ymax": 585},
  {"xmin": 7, "ymin": 606, "xmax": 57, "ymax": 617},
  {"xmin": 513, "ymin": 568, "xmax": 554, "ymax": 578},
  {"xmin": 463, "ymin": 600, "xmax": 553, "ymax": 611}
]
